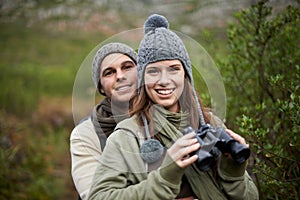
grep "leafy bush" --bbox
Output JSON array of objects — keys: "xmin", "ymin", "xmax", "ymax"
[
  {"xmin": 223, "ymin": 0, "xmax": 300, "ymax": 199},
  {"xmin": 0, "ymin": 112, "xmax": 72, "ymax": 199}
]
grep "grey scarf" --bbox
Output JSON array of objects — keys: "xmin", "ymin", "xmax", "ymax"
[{"xmin": 91, "ymin": 98, "xmax": 129, "ymax": 150}]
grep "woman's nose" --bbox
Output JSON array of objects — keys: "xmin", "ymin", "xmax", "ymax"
[{"xmin": 158, "ymin": 71, "xmax": 170, "ymax": 85}]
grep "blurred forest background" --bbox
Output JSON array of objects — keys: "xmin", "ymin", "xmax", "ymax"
[{"xmin": 0, "ymin": 0, "xmax": 299, "ymax": 199}]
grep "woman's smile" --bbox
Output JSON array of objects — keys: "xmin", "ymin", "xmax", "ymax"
[{"xmin": 155, "ymin": 88, "xmax": 175, "ymax": 96}]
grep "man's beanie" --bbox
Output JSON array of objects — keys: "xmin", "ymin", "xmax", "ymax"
[
  {"xmin": 92, "ymin": 42, "xmax": 137, "ymax": 93},
  {"xmin": 137, "ymin": 14, "xmax": 194, "ymax": 91}
]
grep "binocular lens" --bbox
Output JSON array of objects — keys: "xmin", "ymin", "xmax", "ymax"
[
  {"xmin": 196, "ymin": 150, "xmax": 216, "ymax": 171},
  {"xmin": 230, "ymin": 142, "xmax": 251, "ymax": 164}
]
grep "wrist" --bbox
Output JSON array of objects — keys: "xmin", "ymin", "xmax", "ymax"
[{"xmin": 159, "ymin": 153, "xmax": 185, "ymax": 184}]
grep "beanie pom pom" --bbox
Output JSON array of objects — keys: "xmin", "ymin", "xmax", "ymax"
[
  {"xmin": 144, "ymin": 14, "xmax": 169, "ymax": 34},
  {"xmin": 140, "ymin": 139, "xmax": 164, "ymax": 164}
]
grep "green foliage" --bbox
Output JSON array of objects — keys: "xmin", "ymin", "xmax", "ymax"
[
  {"xmin": 0, "ymin": 63, "xmax": 41, "ymax": 116},
  {"xmin": 0, "ymin": 114, "xmax": 71, "ymax": 199},
  {"xmin": 223, "ymin": 0, "xmax": 300, "ymax": 199}
]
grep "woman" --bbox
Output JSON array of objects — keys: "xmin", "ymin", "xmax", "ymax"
[
  {"xmin": 70, "ymin": 42, "xmax": 138, "ymax": 200},
  {"xmin": 88, "ymin": 14, "xmax": 258, "ymax": 200}
]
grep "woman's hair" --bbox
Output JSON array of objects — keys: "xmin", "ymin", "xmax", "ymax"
[{"xmin": 130, "ymin": 74, "xmax": 211, "ymax": 133}]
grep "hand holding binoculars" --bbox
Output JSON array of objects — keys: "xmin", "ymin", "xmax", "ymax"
[{"xmin": 183, "ymin": 125, "xmax": 250, "ymax": 171}]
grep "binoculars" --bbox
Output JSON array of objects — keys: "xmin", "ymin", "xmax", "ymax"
[{"xmin": 183, "ymin": 124, "xmax": 250, "ymax": 171}]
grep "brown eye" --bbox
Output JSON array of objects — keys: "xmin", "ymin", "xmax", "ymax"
[
  {"xmin": 123, "ymin": 64, "xmax": 134, "ymax": 71},
  {"xmin": 170, "ymin": 65, "xmax": 180, "ymax": 71},
  {"xmin": 146, "ymin": 68, "xmax": 159, "ymax": 75},
  {"xmin": 103, "ymin": 69, "xmax": 114, "ymax": 77}
]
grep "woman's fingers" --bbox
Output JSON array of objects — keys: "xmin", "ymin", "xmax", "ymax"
[
  {"xmin": 179, "ymin": 154, "xmax": 198, "ymax": 168},
  {"xmin": 169, "ymin": 129, "xmax": 250, "ymax": 168},
  {"xmin": 168, "ymin": 132, "xmax": 200, "ymax": 168},
  {"xmin": 225, "ymin": 129, "xmax": 249, "ymax": 148}
]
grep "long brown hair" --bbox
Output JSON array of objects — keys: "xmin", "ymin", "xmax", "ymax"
[{"xmin": 130, "ymin": 75, "xmax": 211, "ymax": 134}]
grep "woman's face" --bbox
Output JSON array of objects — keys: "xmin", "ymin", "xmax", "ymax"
[
  {"xmin": 144, "ymin": 59, "xmax": 185, "ymax": 112},
  {"xmin": 99, "ymin": 53, "xmax": 137, "ymax": 103}
]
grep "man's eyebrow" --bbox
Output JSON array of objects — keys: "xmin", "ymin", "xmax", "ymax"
[
  {"xmin": 101, "ymin": 60, "xmax": 135, "ymax": 75},
  {"xmin": 121, "ymin": 60, "xmax": 135, "ymax": 66}
]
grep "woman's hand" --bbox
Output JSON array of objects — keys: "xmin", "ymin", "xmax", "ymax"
[
  {"xmin": 225, "ymin": 129, "xmax": 249, "ymax": 148},
  {"xmin": 167, "ymin": 132, "xmax": 200, "ymax": 168}
]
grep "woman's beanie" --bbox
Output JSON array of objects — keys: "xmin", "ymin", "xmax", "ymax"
[
  {"xmin": 92, "ymin": 42, "xmax": 138, "ymax": 93},
  {"xmin": 137, "ymin": 14, "xmax": 194, "ymax": 91},
  {"xmin": 138, "ymin": 14, "xmax": 206, "ymax": 126}
]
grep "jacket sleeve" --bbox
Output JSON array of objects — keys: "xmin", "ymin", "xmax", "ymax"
[
  {"xmin": 217, "ymin": 156, "xmax": 259, "ymax": 200},
  {"xmin": 88, "ymin": 129, "xmax": 185, "ymax": 200},
  {"xmin": 70, "ymin": 119, "xmax": 102, "ymax": 200}
]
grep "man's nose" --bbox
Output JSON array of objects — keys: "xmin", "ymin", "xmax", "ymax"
[{"xmin": 116, "ymin": 69, "xmax": 125, "ymax": 81}]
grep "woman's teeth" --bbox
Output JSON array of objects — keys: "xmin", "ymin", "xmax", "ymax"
[{"xmin": 156, "ymin": 89, "xmax": 174, "ymax": 95}]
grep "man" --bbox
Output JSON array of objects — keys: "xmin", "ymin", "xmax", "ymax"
[{"xmin": 70, "ymin": 42, "xmax": 138, "ymax": 200}]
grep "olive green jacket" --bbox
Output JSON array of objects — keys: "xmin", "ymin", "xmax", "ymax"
[{"xmin": 88, "ymin": 115, "xmax": 258, "ymax": 200}]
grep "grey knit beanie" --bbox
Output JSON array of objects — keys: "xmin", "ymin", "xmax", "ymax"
[
  {"xmin": 92, "ymin": 42, "xmax": 138, "ymax": 93},
  {"xmin": 138, "ymin": 14, "xmax": 206, "ymax": 127},
  {"xmin": 137, "ymin": 14, "xmax": 194, "ymax": 91}
]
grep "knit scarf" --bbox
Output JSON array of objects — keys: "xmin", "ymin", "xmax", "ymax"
[
  {"xmin": 92, "ymin": 98, "xmax": 129, "ymax": 150},
  {"xmin": 152, "ymin": 105, "xmax": 227, "ymax": 200}
]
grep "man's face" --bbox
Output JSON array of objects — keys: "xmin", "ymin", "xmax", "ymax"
[
  {"xmin": 99, "ymin": 53, "xmax": 137, "ymax": 103},
  {"xmin": 144, "ymin": 59, "xmax": 185, "ymax": 112}
]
